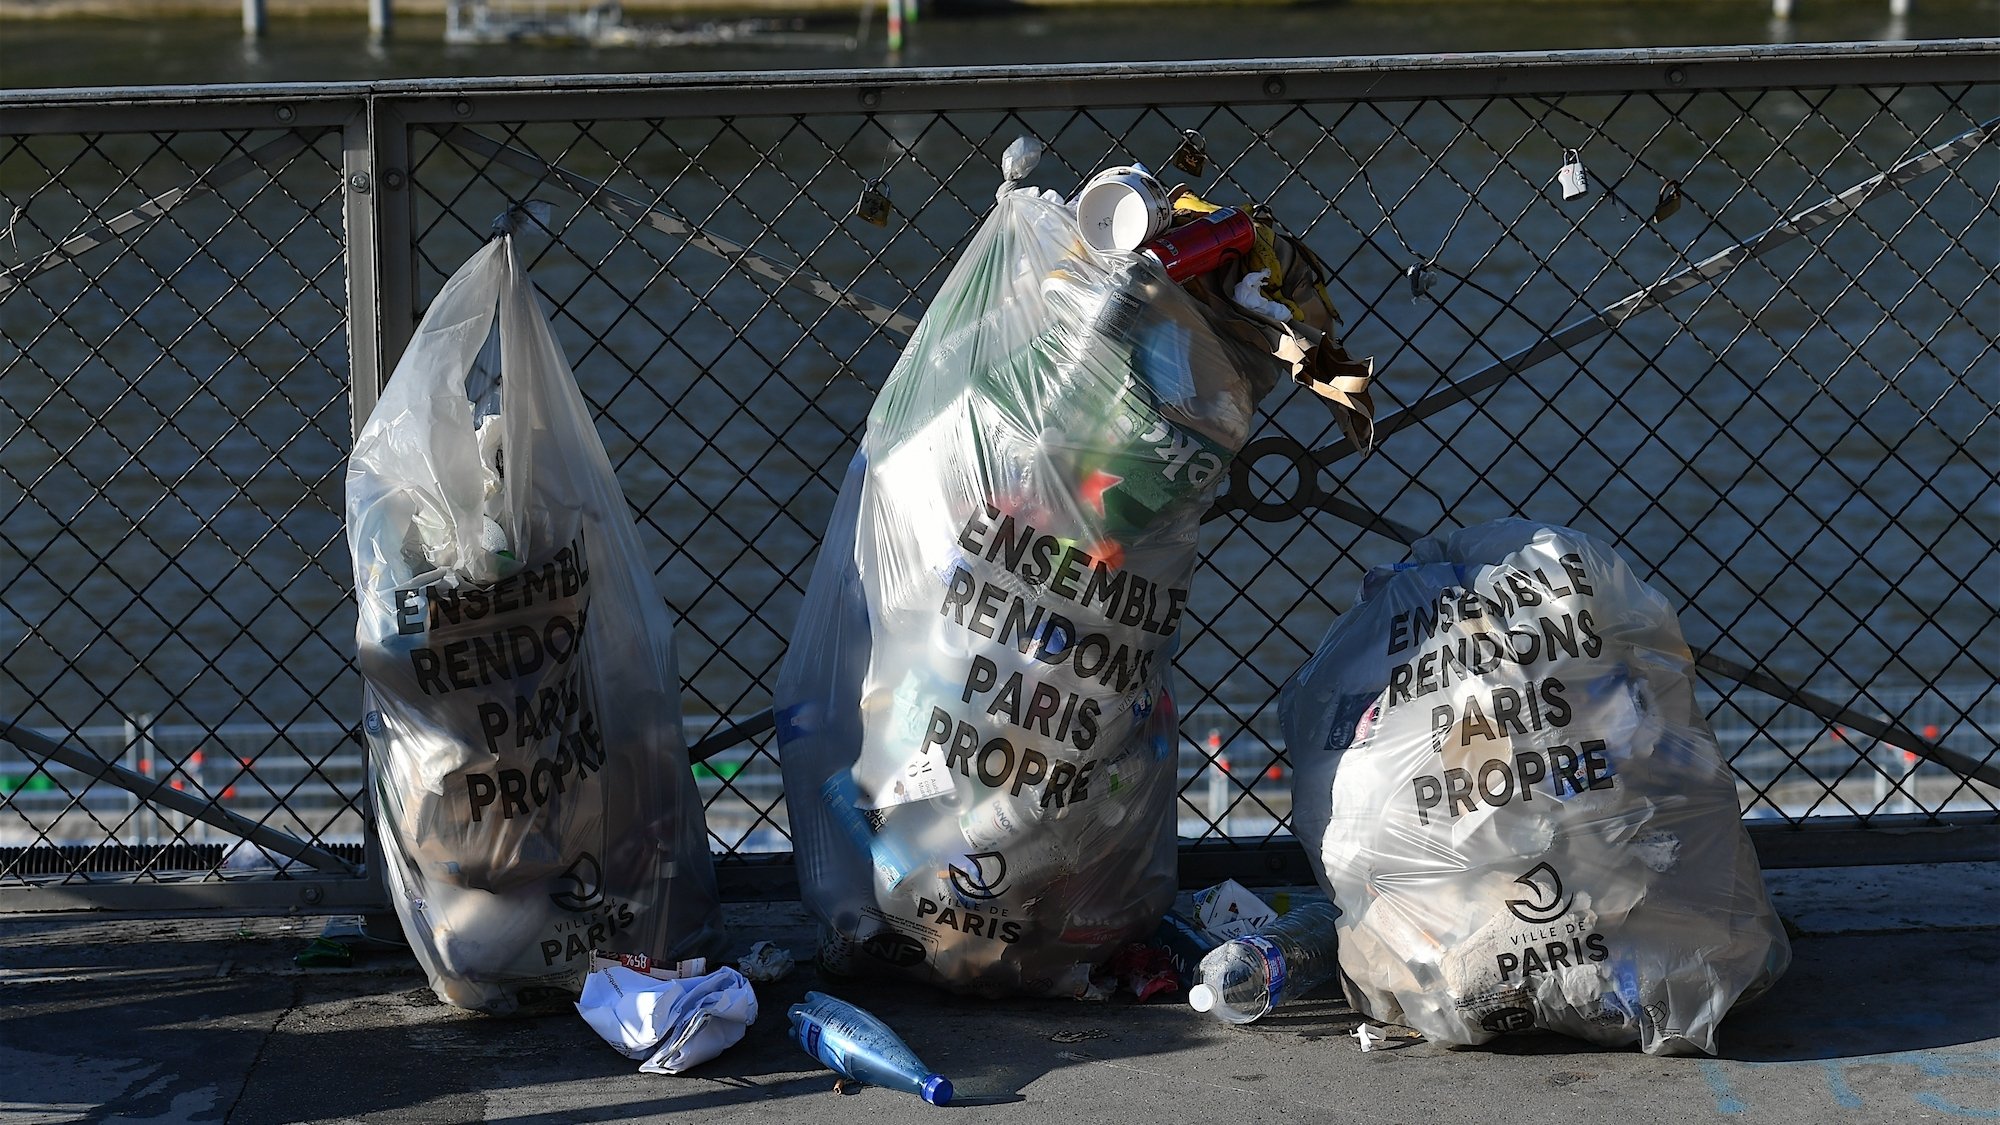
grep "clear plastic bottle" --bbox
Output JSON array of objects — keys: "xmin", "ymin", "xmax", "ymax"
[{"xmin": 1187, "ymin": 900, "xmax": 1342, "ymax": 1023}]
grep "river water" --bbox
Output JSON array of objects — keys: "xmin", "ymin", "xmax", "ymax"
[{"xmin": 2, "ymin": 2, "xmax": 1995, "ymax": 89}]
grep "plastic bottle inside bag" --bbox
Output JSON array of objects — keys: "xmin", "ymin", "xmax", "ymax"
[{"xmin": 1034, "ymin": 264, "xmax": 1244, "ymax": 533}]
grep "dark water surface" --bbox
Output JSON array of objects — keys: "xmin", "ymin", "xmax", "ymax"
[{"xmin": 1, "ymin": 2, "xmax": 1995, "ymax": 89}]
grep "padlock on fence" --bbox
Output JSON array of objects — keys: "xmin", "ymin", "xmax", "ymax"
[
  {"xmin": 1558, "ymin": 149, "xmax": 1589, "ymax": 201},
  {"xmin": 854, "ymin": 180, "xmax": 893, "ymax": 227}
]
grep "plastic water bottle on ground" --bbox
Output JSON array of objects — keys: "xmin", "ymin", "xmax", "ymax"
[
  {"xmin": 788, "ymin": 991, "xmax": 954, "ymax": 1106},
  {"xmin": 1188, "ymin": 900, "xmax": 1342, "ymax": 1023}
]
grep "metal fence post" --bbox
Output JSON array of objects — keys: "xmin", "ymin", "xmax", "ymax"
[
  {"xmin": 1205, "ymin": 729, "xmax": 1230, "ymax": 836},
  {"xmin": 122, "ymin": 716, "xmax": 152, "ymax": 848},
  {"xmin": 344, "ymin": 101, "xmax": 415, "ymax": 434},
  {"xmin": 343, "ymin": 100, "xmax": 416, "ymax": 916}
]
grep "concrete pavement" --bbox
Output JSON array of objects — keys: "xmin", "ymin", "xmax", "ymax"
[{"xmin": 1, "ymin": 863, "xmax": 1996, "ymax": 1124}]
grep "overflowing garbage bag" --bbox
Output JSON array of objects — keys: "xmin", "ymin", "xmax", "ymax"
[
  {"xmin": 1283, "ymin": 519, "xmax": 1789, "ymax": 1055},
  {"xmin": 776, "ymin": 143, "xmax": 1371, "ymax": 996},
  {"xmin": 347, "ymin": 224, "xmax": 724, "ymax": 1013}
]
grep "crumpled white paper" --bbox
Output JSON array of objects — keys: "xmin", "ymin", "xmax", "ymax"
[
  {"xmin": 1351, "ymin": 1023, "xmax": 1388, "ymax": 1052},
  {"xmin": 577, "ymin": 964, "xmax": 758, "ymax": 1074}
]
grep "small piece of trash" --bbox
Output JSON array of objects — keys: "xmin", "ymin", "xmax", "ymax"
[
  {"xmin": 576, "ymin": 964, "xmax": 757, "ymax": 1075},
  {"xmin": 1190, "ymin": 879, "xmax": 1277, "ymax": 942},
  {"xmin": 591, "ymin": 951, "xmax": 706, "ymax": 979},
  {"xmin": 294, "ymin": 936, "xmax": 353, "ymax": 969},
  {"xmin": 1106, "ymin": 943, "xmax": 1179, "ymax": 1003},
  {"xmin": 1231, "ymin": 270, "xmax": 1292, "ymax": 322},
  {"xmin": 321, "ymin": 917, "xmax": 408, "ymax": 951},
  {"xmin": 739, "ymin": 940, "xmax": 795, "ymax": 982},
  {"xmin": 1049, "ymin": 1028, "xmax": 1108, "ymax": 1044},
  {"xmin": 1352, "ymin": 1023, "xmax": 1388, "ymax": 1052}
]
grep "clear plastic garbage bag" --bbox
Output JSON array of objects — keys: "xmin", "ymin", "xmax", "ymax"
[
  {"xmin": 775, "ymin": 175, "xmax": 1279, "ymax": 997},
  {"xmin": 346, "ymin": 231, "xmax": 723, "ymax": 1013},
  {"xmin": 1283, "ymin": 519, "xmax": 1789, "ymax": 1055}
]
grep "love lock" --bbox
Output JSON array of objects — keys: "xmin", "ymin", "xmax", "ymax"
[
  {"xmin": 854, "ymin": 180, "xmax": 892, "ymax": 227},
  {"xmin": 1169, "ymin": 129, "xmax": 1209, "ymax": 178},
  {"xmin": 1652, "ymin": 179, "xmax": 1683, "ymax": 221},
  {"xmin": 1406, "ymin": 261, "xmax": 1438, "ymax": 303},
  {"xmin": 1558, "ymin": 149, "xmax": 1589, "ymax": 201}
]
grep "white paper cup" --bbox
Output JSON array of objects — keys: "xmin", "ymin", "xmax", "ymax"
[{"xmin": 1076, "ymin": 165, "xmax": 1172, "ymax": 252}]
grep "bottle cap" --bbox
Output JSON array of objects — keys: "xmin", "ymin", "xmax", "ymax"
[
  {"xmin": 921, "ymin": 1074, "xmax": 954, "ymax": 1106},
  {"xmin": 1188, "ymin": 983, "xmax": 1217, "ymax": 1012}
]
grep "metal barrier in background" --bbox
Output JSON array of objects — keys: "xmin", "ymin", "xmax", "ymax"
[{"xmin": 3, "ymin": 42, "xmax": 1996, "ymax": 913}]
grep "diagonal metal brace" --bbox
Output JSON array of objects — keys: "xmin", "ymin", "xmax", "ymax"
[
  {"xmin": 0, "ymin": 129, "xmax": 317, "ymax": 295},
  {"xmin": 1694, "ymin": 653, "xmax": 2000, "ymax": 790},
  {"xmin": 438, "ymin": 125, "xmax": 921, "ymax": 341},
  {"xmin": 0, "ymin": 716, "xmax": 360, "ymax": 877}
]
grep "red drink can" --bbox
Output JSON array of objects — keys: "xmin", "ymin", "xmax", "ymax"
[{"xmin": 1140, "ymin": 207, "xmax": 1255, "ymax": 282}]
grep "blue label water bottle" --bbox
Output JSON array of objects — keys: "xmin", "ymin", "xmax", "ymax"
[{"xmin": 788, "ymin": 991, "xmax": 954, "ymax": 1106}]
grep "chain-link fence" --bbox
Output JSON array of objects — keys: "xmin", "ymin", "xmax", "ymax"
[{"xmin": 4, "ymin": 43, "xmax": 1996, "ymax": 912}]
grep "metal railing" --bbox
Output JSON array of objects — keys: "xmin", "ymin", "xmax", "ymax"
[{"xmin": 3, "ymin": 41, "xmax": 1997, "ymax": 913}]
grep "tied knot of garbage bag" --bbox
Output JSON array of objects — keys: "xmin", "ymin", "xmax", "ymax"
[
  {"xmin": 1168, "ymin": 193, "xmax": 1377, "ymax": 454},
  {"xmin": 998, "ymin": 135, "xmax": 1046, "ymax": 198},
  {"xmin": 489, "ymin": 200, "xmax": 555, "ymax": 240}
]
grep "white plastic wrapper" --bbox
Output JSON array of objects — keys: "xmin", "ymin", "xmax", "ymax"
[
  {"xmin": 775, "ymin": 174, "xmax": 1280, "ymax": 996},
  {"xmin": 347, "ymin": 232, "xmax": 724, "ymax": 1013},
  {"xmin": 1283, "ymin": 519, "xmax": 1789, "ymax": 1055}
]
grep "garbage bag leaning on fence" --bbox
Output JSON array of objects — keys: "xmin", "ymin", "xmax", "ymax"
[
  {"xmin": 775, "ymin": 156, "xmax": 1295, "ymax": 997},
  {"xmin": 346, "ymin": 228, "xmax": 724, "ymax": 1014},
  {"xmin": 1282, "ymin": 519, "xmax": 1789, "ymax": 1055}
]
